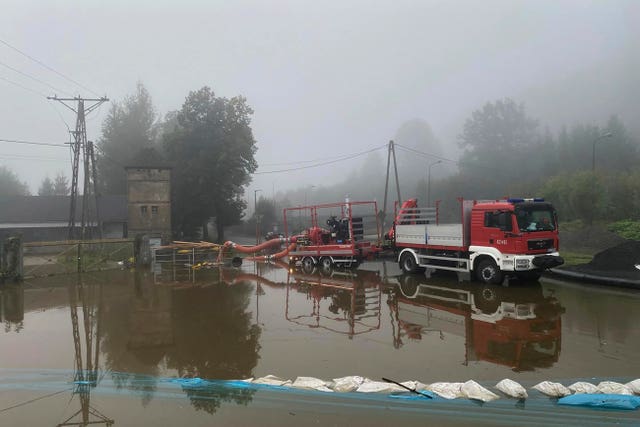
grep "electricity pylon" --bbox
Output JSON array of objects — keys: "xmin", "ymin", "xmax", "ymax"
[{"xmin": 48, "ymin": 96, "xmax": 108, "ymax": 240}]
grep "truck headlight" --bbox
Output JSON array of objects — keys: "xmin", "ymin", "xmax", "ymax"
[{"xmin": 516, "ymin": 259, "xmax": 530, "ymax": 270}]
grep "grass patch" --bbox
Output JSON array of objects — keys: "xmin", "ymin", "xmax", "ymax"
[
  {"xmin": 559, "ymin": 220, "xmax": 585, "ymax": 232},
  {"xmin": 608, "ymin": 219, "xmax": 640, "ymax": 240},
  {"xmin": 561, "ymin": 251, "xmax": 593, "ymax": 266}
]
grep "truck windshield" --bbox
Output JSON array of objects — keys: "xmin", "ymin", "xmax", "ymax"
[{"xmin": 515, "ymin": 206, "xmax": 556, "ymax": 232}]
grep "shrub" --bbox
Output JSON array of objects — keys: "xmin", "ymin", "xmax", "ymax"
[{"xmin": 608, "ymin": 220, "xmax": 640, "ymax": 240}]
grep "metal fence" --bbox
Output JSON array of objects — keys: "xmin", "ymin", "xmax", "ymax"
[{"xmin": 22, "ymin": 239, "xmax": 135, "ymax": 278}]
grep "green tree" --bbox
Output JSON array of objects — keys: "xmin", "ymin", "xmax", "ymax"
[
  {"xmin": 52, "ymin": 172, "xmax": 70, "ymax": 195},
  {"xmin": 458, "ymin": 98, "xmax": 542, "ymax": 197},
  {"xmin": 37, "ymin": 176, "xmax": 55, "ymax": 196},
  {"xmin": 164, "ymin": 87, "xmax": 257, "ymax": 241},
  {"xmin": 540, "ymin": 171, "xmax": 602, "ymax": 223},
  {"xmin": 597, "ymin": 115, "xmax": 639, "ymax": 172},
  {"xmin": 98, "ymin": 82, "xmax": 157, "ymax": 194},
  {"xmin": 0, "ymin": 166, "xmax": 29, "ymax": 196}
]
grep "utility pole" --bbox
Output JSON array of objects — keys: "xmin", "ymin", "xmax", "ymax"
[
  {"xmin": 381, "ymin": 140, "xmax": 402, "ymax": 234},
  {"xmin": 48, "ymin": 96, "xmax": 108, "ymax": 240}
]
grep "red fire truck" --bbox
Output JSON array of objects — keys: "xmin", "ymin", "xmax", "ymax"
[{"xmin": 393, "ymin": 198, "xmax": 564, "ymax": 283}]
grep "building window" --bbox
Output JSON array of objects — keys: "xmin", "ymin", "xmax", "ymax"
[
  {"xmin": 151, "ymin": 206, "xmax": 158, "ymax": 216},
  {"xmin": 140, "ymin": 206, "xmax": 148, "ymax": 216}
]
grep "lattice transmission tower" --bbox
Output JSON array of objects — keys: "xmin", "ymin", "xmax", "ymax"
[{"xmin": 48, "ymin": 96, "xmax": 108, "ymax": 240}]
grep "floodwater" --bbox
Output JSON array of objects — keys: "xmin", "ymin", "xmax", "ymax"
[{"xmin": 1, "ymin": 259, "xmax": 640, "ymax": 426}]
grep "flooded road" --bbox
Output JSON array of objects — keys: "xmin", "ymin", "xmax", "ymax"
[{"xmin": 1, "ymin": 260, "xmax": 640, "ymax": 426}]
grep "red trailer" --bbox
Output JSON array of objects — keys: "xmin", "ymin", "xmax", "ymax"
[{"xmin": 283, "ymin": 199, "xmax": 381, "ymax": 272}]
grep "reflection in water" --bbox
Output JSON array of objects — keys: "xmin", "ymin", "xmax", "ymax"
[
  {"xmin": 14, "ymin": 259, "xmax": 640, "ymax": 425},
  {"xmin": 59, "ymin": 276, "xmax": 114, "ymax": 426},
  {"xmin": 98, "ymin": 270, "xmax": 260, "ymax": 414},
  {"xmin": 284, "ymin": 267, "xmax": 383, "ymax": 338},
  {"xmin": 0, "ymin": 284, "xmax": 23, "ymax": 333},
  {"xmin": 390, "ymin": 274, "xmax": 564, "ymax": 371},
  {"xmin": 169, "ymin": 281, "xmax": 260, "ymax": 414}
]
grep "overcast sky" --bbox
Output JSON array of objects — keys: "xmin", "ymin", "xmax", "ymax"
[{"xmin": 1, "ymin": 0, "xmax": 638, "ymax": 200}]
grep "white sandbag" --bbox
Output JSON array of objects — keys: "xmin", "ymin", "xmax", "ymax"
[
  {"xmin": 401, "ymin": 380, "xmax": 429, "ymax": 392},
  {"xmin": 597, "ymin": 381, "xmax": 633, "ymax": 395},
  {"xmin": 331, "ymin": 376, "xmax": 365, "ymax": 392},
  {"xmin": 625, "ymin": 379, "xmax": 640, "ymax": 395},
  {"xmin": 495, "ymin": 379, "xmax": 528, "ymax": 399},
  {"xmin": 461, "ymin": 380, "xmax": 500, "ymax": 402},
  {"xmin": 253, "ymin": 375, "xmax": 292, "ymax": 386},
  {"xmin": 426, "ymin": 382, "xmax": 464, "ymax": 399},
  {"xmin": 532, "ymin": 381, "xmax": 571, "ymax": 397},
  {"xmin": 356, "ymin": 379, "xmax": 404, "ymax": 393},
  {"xmin": 568, "ymin": 381, "xmax": 598, "ymax": 394},
  {"xmin": 291, "ymin": 376, "xmax": 333, "ymax": 392}
]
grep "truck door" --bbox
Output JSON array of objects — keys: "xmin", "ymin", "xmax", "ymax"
[{"xmin": 482, "ymin": 211, "xmax": 518, "ymax": 253}]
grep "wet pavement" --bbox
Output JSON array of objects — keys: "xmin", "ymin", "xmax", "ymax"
[{"xmin": 1, "ymin": 260, "xmax": 640, "ymax": 426}]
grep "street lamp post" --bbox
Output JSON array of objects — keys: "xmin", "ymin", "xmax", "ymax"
[
  {"xmin": 592, "ymin": 132, "xmax": 613, "ymax": 172},
  {"xmin": 589, "ymin": 132, "xmax": 613, "ymax": 225},
  {"xmin": 427, "ymin": 160, "xmax": 442, "ymax": 207},
  {"xmin": 304, "ymin": 185, "xmax": 316, "ymax": 207},
  {"xmin": 254, "ymin": 189, "xmax": 262, "ymax": 244}
]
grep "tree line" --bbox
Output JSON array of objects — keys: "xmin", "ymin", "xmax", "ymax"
[
  {"xmin": 267, "ymin": 98, "xmax": 638, "ymax": 228},
  {"xmin": 437, "ymin": 98, "xmax": 639, "ymax": 224},
  {"xmin": 3, "ymin": 91, "xmax": 637, "ymax": 236},
  {"xmin": 97, "ymin": 83, "xmax": 257, "ymax": 241}
]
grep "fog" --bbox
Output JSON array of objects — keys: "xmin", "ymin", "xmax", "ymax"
[{"xmin": 1, "ymin": 0, "xmax": 638, "ymax": 205}]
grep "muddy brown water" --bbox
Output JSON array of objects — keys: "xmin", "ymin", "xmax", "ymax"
[{"xmin": 1, "ymin": 260, "xmax": 640, "ymax": 426}]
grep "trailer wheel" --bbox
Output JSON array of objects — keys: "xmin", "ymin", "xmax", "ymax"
[
  {"xmin": 301, "ymin": 256, "xmax": 315, "ymax": 274},
  {"xmin": 476, "ymin": 259, "xmax": 503, "ymax": 284},
  {"xmin": 400, "ymin": 252, "xmax": 419, "ymax": 274},
  {"xmin": 319, "ymin": 257, "xmax": 333, "ymax": 273}
]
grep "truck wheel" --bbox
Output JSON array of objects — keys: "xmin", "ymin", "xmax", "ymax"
[
  {"xmin": 319, "ymin": 257, "xmax": 333, "ymax": 273},
  {"xmin": 400, "ymin": 252, "xmax": 419, "ymax": 274},
  {"xmin": 301, "ymin": 256, "xmax": 315, "ymax": 273},
  {"xmin": 476, "ymin": 259, "xmax": 503, "ymax": 284}
]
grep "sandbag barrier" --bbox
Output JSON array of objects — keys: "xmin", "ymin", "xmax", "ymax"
[{"xmin": 176, "ymin": 375, "xmax": 640, "ymax": 410}]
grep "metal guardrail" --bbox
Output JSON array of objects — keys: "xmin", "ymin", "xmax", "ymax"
[{"xmin": 22, "ymin": 238, "xmax": 135, "ymax": 278}]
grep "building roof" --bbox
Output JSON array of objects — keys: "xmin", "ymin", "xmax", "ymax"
[{"xmin": 0, "ymin": 195, "xmax": 127, "ymax": 224}]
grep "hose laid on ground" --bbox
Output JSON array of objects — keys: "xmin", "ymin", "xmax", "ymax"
[
  {"xmin": 218, "ymin": 236, "xmax": 300, "ymax": 263},
  {"xmin": 247, "ymin": 242, "xmax": 297, "ymax": 262}
]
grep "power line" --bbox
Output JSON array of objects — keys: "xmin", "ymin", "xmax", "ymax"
[
  {"xmin": 0, "ymin": 38, "xmax": 101, "ymax": 97},
  {"xmin": 0, "ymin": 137, "xmax": 68, "ymax": 147},
  {"xmin": 394, "ymin": 143, "xmax": 457, "ymax": 164},
  {"xmin": 0, "ymin": 60, "xmax": 73, "ymax": 96},
  {"xmin": 394, "ymin": 142, "xmax": 511, "ymax": 175},
  {"xmin": 260, "ymin": 150, "xmax": 375, "ymax": 167},
  {"xmin": 0, "ymin": 75, "xmax": 47, "ymax": 97},
  {"xmin": 0, "ymin": 74, "xmax": 73, "ymax": 133},
  {"xmin": 0, "ymin": 154, "xmax": 68, "ymax": 161},
  {"xmin": 0, "ymin": 388, "xmax": 72, "ymax": 414},
  {"xmin": 254, "ymin": 144, "xmax": 387, "ymax": 175}
]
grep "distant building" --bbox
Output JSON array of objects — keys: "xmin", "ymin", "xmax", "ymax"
[
  {"xmin": 126, "ymin": 166, "xmax": 172, "ymax": 244},
  {"xmin": 0, "ymin": 195, "xmax": 127, "ymax": 242}
]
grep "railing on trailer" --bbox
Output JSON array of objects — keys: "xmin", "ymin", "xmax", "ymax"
[{"xmin": 282, "ymin": 200, "xmax": 382, "ymax": 244}]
